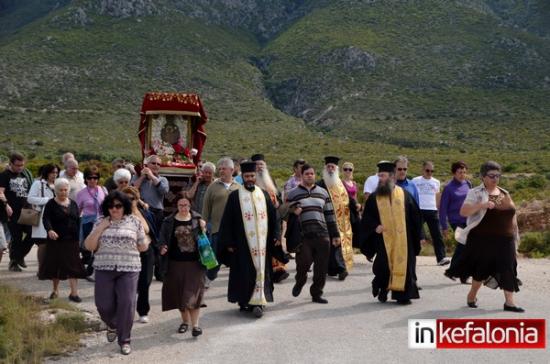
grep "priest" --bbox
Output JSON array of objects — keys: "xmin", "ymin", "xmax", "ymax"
[
  {"xmin": 359, "ymin": 161, "xmax": 422, "ymax": 304},
  {"xmin": 218, "ymin": 161, "xmax": 281, "ymax": 318},
  {"xmin": 317, "ymin": 156, "xmax": 356, "ymax": 281}
]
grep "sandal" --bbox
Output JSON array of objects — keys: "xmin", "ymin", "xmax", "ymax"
[
  {"xmin": 178, "ymin": 323, "xmax": 188, "ymax": 334},
  {"xmin": 106, "ymin": 327, "xmax": 117, "ymax": 343}
]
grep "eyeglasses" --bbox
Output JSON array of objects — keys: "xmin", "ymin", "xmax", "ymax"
[
  {"xmin": 397, "ymin": 168, "xmax": 408, "ymax": 171},
  {"xmin": 178, "ymin": 204, "xmax": 191, "ymax": 208},
  {"xmin": 486, "ymin": 174, "xmax": 501, "ymax": 179},
  {"xmin": 148, "ymin": 162, "xmax": 160, "ymax": 166},
  {"xmin": 109, "ymin": 203, "xmax": 123, "ymax": 210},
  {"xmin": 343, "ymin": 168, "xmax": 353, "ymax": 172},
  {"xmin": 425, "ymin": 169, "xmax": 434, "ymax": 173},
  {"xmin": 87, "ymin": 176, "xmax": 99, "ymax": 180},
  {"xmin": 118, "ymin": 180, "xmax": 129, "ymax": 185}
]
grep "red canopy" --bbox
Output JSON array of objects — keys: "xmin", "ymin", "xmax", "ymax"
[{"xmin": 138, "ymin": 92, "xmax": 207, "ymax": 164}]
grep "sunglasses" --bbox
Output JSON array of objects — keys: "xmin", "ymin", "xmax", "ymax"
[
  {"xmin": 486, "ymin": 174, "xmax": 501, "ymax": 179},
  {"xmin": 148, "ymin": 162, "xmax": 160, "ymax": 166},
  {"xmin": 87, "ymin": 176, "xmax": 99, "ymax": 180},
  {"xmin": 397, "ymin": 168, "xmax": 408, "ymax": 171},
  {"xmin": 425, "ymin": 169, "xmax": 434, "ymax": 173},
  {"xmin": 109, "ymin": 203, "xmax": 123, "ymax": 210},
  {"xmin": 118, "ymin": 180, "xmax": 129, "ymax": 184},
  {"xmin": 343, "ymin": 168, "xmax": 353, "ymax": 172}
]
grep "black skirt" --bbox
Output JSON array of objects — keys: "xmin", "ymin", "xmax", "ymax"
[
  {"xmin": 38, "ymin": 239, "xmax": 86, "ymax": 280},
  {"xmin": 448, "ymin": 233, "xmax": 519, "ymax": 292},
  {"xmin": 162, "ymin": 260, "xmax": 205, "ymax": 311}
]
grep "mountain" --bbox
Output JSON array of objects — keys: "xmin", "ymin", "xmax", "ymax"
[{"xmin": 0, "ymin": 0, "xmax": 549, "ymax": 176}]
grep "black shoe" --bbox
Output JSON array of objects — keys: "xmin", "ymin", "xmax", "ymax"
[
  {"xmin": 444, "ymin": 270, "xmax": 456, "ymax": 281},
  {"xmin": 377, "ymin": 289, "xmax": 388, "ymax": 303},
  {"xmin": 18, "ymin": 259, "xmax": 27, "ymax": 268},
  {"xmin": 292, "ymin": 284, "xmax": 303, "ymax": 297},
  {"xmin": 338, "ymin": 271, "xmax": 348, "ymax": 281},
  {"xmin": 278, "ymin": 271, "xmax": 290, "ymax": 282},
  {"xmin": 178, "ymin": 323, "xmax": 188, "ymax": 333},
  {"xmin": 467, "ymin": 298, "xmax": 478, "ymax": 308},
  {"xmin": 200, "ymin": 303, "xmax": 207, "ymax": 308},
  {"xmin": 192, "ymin": 327, "xmax": 203, "ymax": 337},
  {"xmin": 68, "ymin": 295, "xmax": 82, "ymax": 303},
  {"xmin": 397, "ymin": 299, "xmax": 412, "ymax": 305},
  {"xmin": 503, "ymin": 304, "xmax": 525, "ymax": 313},
  {"xmin": 252, "ymin": 306, "xmax": 264, "ymax": 318},
  {"xmin": 312, "ymin": 296, "xmax": 328, "ymax": 304},
  {"xmin": 8, "ymin": 261, "xmax": 22, "ymax": 272}
]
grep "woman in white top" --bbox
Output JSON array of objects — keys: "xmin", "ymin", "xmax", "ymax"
[{"xmin": 27, "ymin": 163, "xmax": 59, "ymax": 268}]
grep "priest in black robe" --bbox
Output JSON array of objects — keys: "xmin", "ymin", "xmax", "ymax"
[
  {"xmin": 359, "ymin": 161, "xmax": 422, "ymax": 304},
  {"xmin": 218, "ymin": 161, "xmax": 281, "ymax": 318}
]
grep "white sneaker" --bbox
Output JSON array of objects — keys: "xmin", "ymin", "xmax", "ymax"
[
  {"xmin": 437, "ymin": 257, "xmax": 451, "ymax": 266},
  {"xmin": 138, "ymin": 315, "xmax": 149, "ymax": 324},
  {"xmin": 120, "ymin": 343, "xmax": 131, "ymax": 355}
]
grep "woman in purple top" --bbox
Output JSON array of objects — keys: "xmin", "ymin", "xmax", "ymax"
[
  {"xmin": 342, "ymin": 162, "xmax": 358, "ymax": 201},
  {"xmin": 76, "ymin": 166, "xmax": 107, "ymax": 279},
  {"xmin": 440, "ymin": 161, "xmax": 472, "ymax": 283}
]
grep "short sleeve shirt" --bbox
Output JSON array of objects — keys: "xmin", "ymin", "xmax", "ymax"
[
  {"xmin": 0, "ymin": 169, "xmax": 30, "ymax": 214},
  {"xmin": 363, "ymin": 175, "xmax": 379, "ymax": 194},
  {"xmin": 412, "ymin": 176, "xmax": 440, "ymax": 211}
]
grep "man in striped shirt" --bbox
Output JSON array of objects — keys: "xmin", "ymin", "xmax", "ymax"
[{"xmin": 287, "ymin": 164, "xmax": 340, "ymax": 304}]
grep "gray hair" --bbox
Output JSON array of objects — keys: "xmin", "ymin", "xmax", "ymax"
[
  {"xmin": 65, "ymin": 158, "xmax": 78, "ymax": 168},
  {"xmin": 480, "ymin": 161, "xmax": 501, "ymax": 177},
  {"xmin": 144, "ymin": 155, "xmax": 161, "ymax": 165},
  {"xmin": 114, "ymin": 168, "xmax": 132, "ymax": 183},
  {"xmin": 394, "ymin": 155, "xmax": 408, "ymax": 165},
  {"xmin": 422, "ymin": 160, "xmax": 434, "ymax": 168},
  {"xmin": 54, "ymin": 177, "xmax": 71, "ymax": 192},
  {"xmin": 217, "ymin": 157, "xmax": 234, "ymax": 169},
  {"xmin": 62, "ymin": 152, "xmax": 75, "ymax": 164},
  {"xmin": 201, "ymin": 161, "xmax": 216, "ymax": 173}
]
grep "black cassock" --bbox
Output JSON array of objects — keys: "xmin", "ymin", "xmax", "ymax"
[
  {"xmin": 218, "ymin": 188, "xmax": 280, "ymax": 306},
  {"xmin": 359, "ymin": 189, "xmax": 422, "ymax": 301}
]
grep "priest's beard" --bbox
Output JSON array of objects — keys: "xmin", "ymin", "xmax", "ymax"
[
  {"xmin": 322, "ymin": 167, "xmax": 340, "ymax": 189},
  {"xmin": 376, "ymin": 179, "xmax": 395, "ymax": 197},
  {"xmin": 256, "ymin": 168, "xmax": 277, "ymax": 195},
  {"xmin": 244, "ymin": 183, "xmax": 256, "ymax": 192}
]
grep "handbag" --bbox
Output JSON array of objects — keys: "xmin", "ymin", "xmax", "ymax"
[
  {"xmin": 17, "ymin": 207, "xmax": 40, "ymax": 226},
  {"xmin": 18, "ymin": 180, "xmax": 46, "ymax": 227},
  {"xmin": 197, "ymin": 232, "xmax": 218, "ymax": 269}
]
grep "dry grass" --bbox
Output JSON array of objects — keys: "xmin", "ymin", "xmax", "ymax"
[{"xmin": 0, "ymin": 284, "xmax": 88, "ymax": 364}]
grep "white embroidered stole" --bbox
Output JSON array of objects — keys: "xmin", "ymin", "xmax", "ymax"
[{"xmin": 238, "ymin": 187, "xmax": 269, "ymax": 306}]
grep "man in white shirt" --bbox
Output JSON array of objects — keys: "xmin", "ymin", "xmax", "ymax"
[
  {"xmin": 59, "ymin": 158, "xmax": 85, "ymax": 201},
  {"xmin": 412, "ymin": 161, "xmax": 450, "ymax": 266},
  {"xmin": 363, "ymin": 174, "xmax": 379, "ymax": 201}
]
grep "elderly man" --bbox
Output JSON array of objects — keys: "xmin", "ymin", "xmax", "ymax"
[
  {"xmin": 360, "ymin": 161, "xmax": 422, "ymax": 304},
  {"xmin": 394, "ymin": 156, "xmax": 420, "ymax": 205},
  {"xmin": 202, "ymin": 157, "xmax": 240, "ymax": 281},
  {"xmin": 184, "ymin": 161, "xmax": 215, "ymax": 213},
  {"xmin": 316, "ymin": 156, "xmax": 356, "ymax": 281},
  {"xmin": 133, "ymin": 155, "xmax": 169, "ymax": 230},
  {"xmin": 60, "ymin": 158, "xmax": 85, "ymax": 201},
  {"xmin": 0, "ymin": 152, "xmax": 33, "ymax": 272},
  {"xmin": 218, "ymin": 161, "xmax": 280, "ymax": 318}
]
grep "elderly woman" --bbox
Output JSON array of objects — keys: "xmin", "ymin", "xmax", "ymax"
[
  {"xmin": 113, "ymin": 168, "xmax": 132, "ymax": 192},
  {"xmin": 447, "ymin": 161, "xmax": 523, "ymax": 312},
  {"xmin": 160, "ymin": 195, "xmax": 206, "ymax": 337},
  {"xmin": 27, "ymin": 163, "xmax": 58, "ymax": 268},
  {"xmin": 76, "ymin": 166, "xmax": 108, "ymax": 280},
  {"xmin": 122, "ymin": 186, "xmax": 157, "ymax": 324},
  {"xmin": 38, "ymin": 178, "xmax": 85, "ymax": 302},
  {"xmin": 84, "ymin": 191, "xmax": 149, "ymax": 355}
]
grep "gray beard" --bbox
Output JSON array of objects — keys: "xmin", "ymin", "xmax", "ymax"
[
  {"xmin": 376, "ymin": 180, "xmax": 395, "ymax": 197},
  {"xmin": 256, "ymin": 168, "xmax": 277, "ymax": 195},
  {"xmin": 322, "ymin": 168, "xmax": 340, "ymax": 188}
]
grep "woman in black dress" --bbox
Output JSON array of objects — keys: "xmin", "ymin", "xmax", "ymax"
[
  {"xmin": 159, "ymin": 195, "xmax": 206, "ymax": 337},
  {"xmin": 447, "ymin": 161, "xmax": 523, "ymax": 312},
  {"xmin": 39, "ymin": 178, "xmax": 86, "ymax": 302}
]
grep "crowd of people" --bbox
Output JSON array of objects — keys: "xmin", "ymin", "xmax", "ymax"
[{"xmin": 0, "ymin": 151, "xmax": 525, "ymax": 355}]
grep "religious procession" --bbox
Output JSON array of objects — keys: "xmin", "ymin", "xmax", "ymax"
[{"xmin": 0, "ymin": 93, "xmax": 524, "ymax": 356}]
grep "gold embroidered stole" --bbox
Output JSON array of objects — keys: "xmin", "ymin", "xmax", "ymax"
[
  {"xmin": 327, "ymin": 179, "xmax": 354, "ymax": 271},
  {"xmin": 376, "ymin": 186, "xmax": 407, "ymax": 291},
  {"xmin": 238, "ymin": 187, "xmax": 269, "ymax": 306}
]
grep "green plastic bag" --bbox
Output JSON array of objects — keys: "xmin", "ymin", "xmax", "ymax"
[{"xmin": 198, "ymin": 233, "xmax": 218, "ymax": 269}]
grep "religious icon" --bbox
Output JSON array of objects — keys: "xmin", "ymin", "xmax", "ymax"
[{"xmin": 161, "ymin": 115, "xmax": 181, "ymax": 145}]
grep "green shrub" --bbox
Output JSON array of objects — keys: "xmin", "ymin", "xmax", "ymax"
[{"xmin": 518, "ymin": 231, "xmax": 550, "ymax": 258}]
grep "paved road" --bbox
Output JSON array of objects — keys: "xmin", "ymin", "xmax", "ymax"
[{"xmin": 1, "ymin": 247, "xmax": 549, "ymax": 363}]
